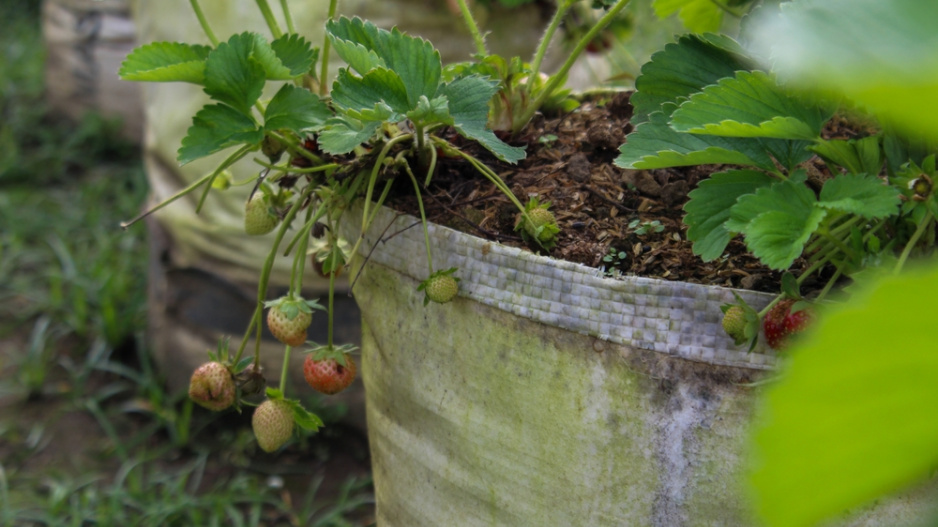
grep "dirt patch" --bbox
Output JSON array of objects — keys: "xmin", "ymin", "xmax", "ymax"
[{"xmin": 378, "ymin": 91, "xmax": 839, "ymax": 295}]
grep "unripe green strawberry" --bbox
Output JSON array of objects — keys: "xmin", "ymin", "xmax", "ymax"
[
  {"xmin": 244, "ymin": 193, "xmax": 278, "ymax": 235},
  {"xmin": 524, "ymin": 208, "xmax": 557, "ymax": 241},
  {"xmin": 304, "ymin": 348, "xmax": 357, "ymax": 395},
  {"xmin": 721, "ymin": 305, "xmax": 747, "ymax": 345},
  {"xmin": 188, "ymin": 361, "xmax": 235, "ymax": 411},
  {"xmin": 264, "ymin": 295, "xmax": 323, "ymax": 347},
  {"xmin": 515, "ymin": 198, "xmax": 560, "ymax": 248},
  {"xmin": 252, "ymin": 399, "xmax": 294, "ymax": 452},
  {"xmin": 418, "ymin": 269, "xmax": 460, "ymax": 305}
]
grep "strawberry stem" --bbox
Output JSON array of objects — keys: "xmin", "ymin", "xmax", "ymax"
[
  {"xmin": 894, "ymin": 208, "xmax": 934, "ymax": 274},
  {"xmin": 319, "ymin": 0, "xmax": 339, "ymax": 96},
  {"xmin": 289, "ymin": 204, "xmax": 316, "ymax": 295},
  {"xmin": 517, "ymin": 0, "xmax": 632, "ymax": 134},
  {"xmin": 454, "ymin": 0, "xmax": 488, "ymax": 56},
  {"xmin": 403, "ymin": 161, "xmax": 435, "ymax": 274},
  {"xmin": 279, "ymin": 0, "xmax": 295, "ymax": 34},
  {"xmin": 279, "ymin": 345, "xmax": 291, "ymax": 394},
  {"xmin": 189, "ymin": 0, "xmax": 219, "ymax": 46},
  {"xmin": 255, "ymin": 0, "xmax": 283, "ymax": 39},
  {"xmin": 347, "ymin": 134, "xmax": 413, "ymax": 262},
  {"xmin": 233, "ymin": 183, "xmax": 317, "ymax": 367}
]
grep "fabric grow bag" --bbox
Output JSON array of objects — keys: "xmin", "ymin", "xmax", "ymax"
[{"xmin": 344, "ymin": 205, "xmax": 938, "ymax": 526}]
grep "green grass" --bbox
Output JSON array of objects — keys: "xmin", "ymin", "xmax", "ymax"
[{"xmin": 0, "ymin": 4, "xmax": 373, "ymax": 525}]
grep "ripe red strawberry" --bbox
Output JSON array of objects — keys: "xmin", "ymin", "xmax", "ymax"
[
  {"xmin": 762, "ymin": 299, "xmax": 813, "ymax": 350},
  {"xmin": 252, "ymin": 399, "xmax": 295, "ymax": 452},
  {"xmin": 303, "ymin": 346, "xmax": 357, "ymax": 395},
  {"xmin": 419, "ymin": 270, "xmax": 459, "ymax": 305},
  {"xmin": 244, "ymin": 193, "xmax": 279, "ymax": 235},
  {"xmin": 188, "ymin": 361, "xmax": 235, "ymax": 411},
  {"xmin": 265, "ymin": 295, "xmax": 323, "ymax": 347}
]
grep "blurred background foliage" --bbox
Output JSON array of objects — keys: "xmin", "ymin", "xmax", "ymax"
[{"xmin": 0, "ymin": 2, "xmax": 374, "ymax": 524}]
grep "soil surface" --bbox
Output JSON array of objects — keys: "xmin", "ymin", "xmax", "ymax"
[{"xmin": 382, "ymin": 91, "xmax": 832, "ymax": 294}]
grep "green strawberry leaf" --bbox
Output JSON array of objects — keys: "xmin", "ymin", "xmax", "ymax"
[
  {"xmin": 232, "ymin": 356, "xmax": 255, "ymax": 374},
  {"xmin": 265, "ymin": 387, "xmax": 284, "ymax": 399},
  {"xmin": 652, "ymin": 0, "xmax": 724, "ymax": 33},
  {"xmin": 630, "ymin": 33, "xmax": 754, "ymax": 125},
  {"xmin": 442, "ymin": 75, "xmax": 526, "ymax": 164},
  {"xmin": 178, "ymin": 104, "xmax": 262, "ymax": 165},
  {"xmin": 780, "ymin": 271, "xmax": 801, "ymax": 300},
  {"xmin": 269, "ymin": 33, "xmax": 318, "ymax": 78},
  {"xmin": 683, "ymin": 169, "xmax": 776, "ymax": 261},
  {"xmin": 751, "ymin": 266, "xmax": 938, "ymax": 527},
  {"xmin": 263, "ymin": 84, "xmax": 332, "ymax": 133},
  {"xmin": 406, "ymin": 95, "xmax": 454, "ymax": 128},
  {"xmin": 817, "ymin": 173, "xmax": 901, "ymax": 219},
  {"xmin": 810, "ymin": 136, "xmax": 883, "ymax": 175},
  {"xmin": 331, "ymin": 67, "xmax": 411, "ymax": 117},
  {"xmin": 326, "ymin": 17, "xmax": 442, "ymax": 108},
  {"xmin": 318, "ymin": 117, "xmax": 381, "ymax": 155},
  {"xmin": 616, "ymin": 105, "xmax": 781, "ymax": 171},
  {"xmin": 728, "ymin": 175, "xmax": 826, "ymax": 270},
  {"xmin": 289, "ymin": 401, "xmax": 324, "ymax": 431},
  {"xmin": 669, "ymin": 70, "xmax": 833, "ymax": 140},
  {"xmin": 203, "ymin": 33, "xmax": 267, "ymax": 114},
  {"xmin": 325, "ymin": 17, "xmax": 386, "ymax": 76},
  {"xmin": 749, "ymin": 0, "xmax": 938, "ymax": 142},
  {"xmin": 119, "ymin": 41, "xmax": 211, "ymax": 84}
]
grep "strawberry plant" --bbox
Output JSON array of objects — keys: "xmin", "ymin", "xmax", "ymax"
[
  {"xmin": 615, "ymin": 31, "xmax": 935, "ymax": 348},
  {"xmin": 117, "ymin": 0, "xmax": 638, "ymax": 452}
]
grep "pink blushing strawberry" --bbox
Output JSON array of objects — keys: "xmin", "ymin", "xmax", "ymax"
[
  {"xmin": 188, "ymin": 361, "xmax": 235, "ymax": 411},
  {"xmin": 303, "ymin": 346, "xmax": 357, "ymax": 395}
]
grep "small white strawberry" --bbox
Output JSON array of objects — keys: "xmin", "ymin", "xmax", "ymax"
[{"xmin": 252, "ymin": 398, "xmax": 295, "ymax": 452}]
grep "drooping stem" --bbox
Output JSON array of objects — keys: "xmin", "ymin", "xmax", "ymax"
[
  {"xmin": 233, "ymin": 184, "xmax": 317, "ymax": 366},
  {"xmin": 326, "ymin": 209, "xmax": 338, "ymax": 348},
  {"xmin": 120, "ymin": 144, "xmax": 254, "ymax": 229},
  {"xmin": 189, "ymin": 0, "xmax": 219, "ymax": 46},
  {"xmin": 255, "ymin": 0, "xmax": 284, "ymax": 39},
  {"xmin": 439, "ymin": 137, "xmax": 526, "ymax": 214},
  {"xmin": 359, "ymin": 134, "xmax": 413, "ymax": 242},
  {"xmin": 454, "ymin": 0, "xmax": 488, "ymax": 56},
  {"xmin": 279, "ymin": 345, "xmax": 291, "ymax": 393},
  {"xmin": 319, "ymin": 0, "xmax": 339, "ymax": 96},
  {"xmin": 403, "ymin": 161, "xmax": 435, "ymax": 274},
  {"xmin": 283, "ymin": 201, "xmax": 328, "ymax": 258},
  {"xmin": 196, "ymin": 144, "xmax": 257, "ymax": 213},
  {"xmin": 289, "ymin": 203, "xmax": 316, "ymax": 294}
]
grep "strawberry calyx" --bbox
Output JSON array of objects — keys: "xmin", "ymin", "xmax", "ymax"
[
  {"xmin": 306, "ymin": 343, "xmax": 358, "ymax": 368},
  {"xmin": 264, "ymin": 294, "xmax": 325, "ymax": 318}
]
